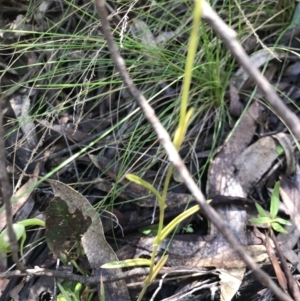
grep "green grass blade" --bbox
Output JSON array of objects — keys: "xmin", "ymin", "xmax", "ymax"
[{"xmin": 270, "ymin": 181, "xmax": 280, "ymax": 219}]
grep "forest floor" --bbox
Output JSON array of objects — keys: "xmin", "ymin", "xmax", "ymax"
[{"xmin": 1, "ymin": 0, "xmax": 300, "ymax": 300}]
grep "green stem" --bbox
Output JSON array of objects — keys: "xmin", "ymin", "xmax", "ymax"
[
  {"xmin": 156, "ymin": 166, "xmax": 173, "ymax": 244},
  {"xmin": 176, "ymin": 0, "xmax": 202, "ymax": 148},
  {"xmin": 137, "ymin": 285, "xmax": 148, "ymax": 301},
  {"xmin": 17, "ymin": 218, "xmax": 45, "ymax": 228},
  {"xmin": 138, "ymin": 2, "xmax": 204, "ymax": 300},
  {"xmin": 137, "ymin": 166, "xmax": 174, "ymax": 301}
]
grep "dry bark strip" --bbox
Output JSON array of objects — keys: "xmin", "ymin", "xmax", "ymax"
[{"xmin": 47, "ymin": 180, "xmax": 130, "ymax": 301}]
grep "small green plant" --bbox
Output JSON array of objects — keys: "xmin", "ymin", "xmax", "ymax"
[
  {"xmin": 249, "ymin": 181, "xmax": 291, "ymax": 233},
  {"xmin": 57, "ymin": 281, "xmax": 83, "ymax": 301},
  {"xmin": 0, "ymin": 218, "xmax": 45, "ymax": 259},
  {"xmin": 2, "ymin": 218, "xmax": 87, "ymax": 301},
  {"xmin": 139, "ymin": 223, "xmax": 161, "ymax": 236},
  {"xmin": 182, "ymin": 224, "xmax": 194, "ymax": 234},
  {"xmin": 101, "ymin": 1, "xmax": 205, "ymax": 300}
]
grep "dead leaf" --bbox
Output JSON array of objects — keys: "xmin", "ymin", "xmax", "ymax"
[
  {"xmin": 0, "ymin": 164, "xmax": 39, "ymax": 231},
  {"xmin": 229, "ymin": 84, "xmax": 243, "ymax": 117},
  {"xmin": 34, "ymin": 0, "xmax": 52, "ymax": 22},
  {"xmin": 266, "ymin": 237, "xmax": 287, "ymax": 292},
  {"xmin": 284, "ymin": 61, "xmax": 300, "ymax": 78},
  {"xmin": 272, "ymin": 133, "xmax": 295, "ymax": 176},
  {"xmin": 206, "ymin": 101, "xmax": 268, "ymax": 297},
  {"xmin": 207, "ymin": 101, "xmax": 264, "ymax": 197},
  {"xmin": 131, "ymin": 20, "xmax": 157, "ymax": 47},
  {"xmin": 9, "ymin": 94, "xmax": 38, "ymax": 173},
  {"xmin": 47, "ymin": 179, "xmax": 130, "ymax": 301},
  {"xmin": 10, "ymin": 95, "xmax": 37, "ymax": 150},
  {"xmin": 9, "ymin": 278, "xmax": 25, "ymax": 301},
  {"xmin": 36, "ymin": 119, "xmax": 89, "ymax": 142},
  {"xmin": 45, "ymin": 197, "xmax": 92, "ymax": 263},
  {"xmin": 135, "ymin": 232, "xmax": 268, "ymax": 269},
  {"xmin": 218, "ymin": 268, "xmax": 245, "ymax": 301},
  {"xmin": 277, "ymin": 175, "xmax": 300, "ymax": 272},
  {"xmin": 233, "ymin": 136, "xmax": 279, "ymax": 195},
  {"xmin": 8, "ymin": 15, "xmax": 33, "ymax": 37},
  {"xmin": 230, "ymin": 49, "xmax": 285, "ymax": 90}
]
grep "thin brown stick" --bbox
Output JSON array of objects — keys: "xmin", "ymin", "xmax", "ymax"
[
  {"xmin": 270, "ymin": 230, "xmax": 300, "ymax": 300},
  {"xmin": 94, "ymin": 1, "xmax": 293, "ymax": 300},
  {"xmin": 201, "ymin": 1, "xmax": 300, "ymax": 141},
  {"xmin": 0, "ymin": 267, "xmax": 150, "ymax": 285},
  {"xmin": 0, "ymin": 266, "xmax": 202, "ymax": 285},
  {"xmin": 0, "ymin": 95, "xmax": 25, "ymax": 272}
]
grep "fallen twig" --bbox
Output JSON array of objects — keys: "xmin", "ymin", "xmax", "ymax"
[
  {"xmin": 270, "ymin": 230, "xmax": 300, "ymax": 300},
  {"xmin": 0, "ymin": 266, "xmax": 204, "ymax": 285},
  {"xmin": 0, "ymin": 267, "xmax": 149, "ymax": 285},
  {"xmin": 0, "ymin": 94, "xmax": 25, "ymax": 272}
]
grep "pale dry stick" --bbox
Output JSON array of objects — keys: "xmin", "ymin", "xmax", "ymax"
[
  {"xmin": 201, "ymin": 1, "xmax": 300, "ymax": 140},
  {"xmin": 0, "ymin": 96, "xmax": 25, "ymax": 272},
  {"xmin": 0, "ymin": 267, "xmax": 204, "ymax": 285},
  {"xmin": 0, "ymin": 267, "xmax": 150, "ymax": 285},
  {"xmin": 94, "ymin": 1, "xmax": 293, "ymax": 300},
  {"xmin": 232, "ymin": 0, "xmax": 279, "ymax": 60}
]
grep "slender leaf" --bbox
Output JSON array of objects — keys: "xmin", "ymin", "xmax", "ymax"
[
  {"xmin": 254, "ymin": 203, "xmax": 268, "ymax": 218},
  {"xmin": 139, "ymin": 223, "xmax": 161, "ymax": 236},
  {"xmin": 148, "ymin": 255, "xmax": 169, "ymax": 283},
  {"xmin": 249, "ymin": 217, "xmax": 271, "ymax": 224},
  {"xmin": 274, "ymin": 217, "xmax": 292, "ymax": 226},
  {"xmin": 57, "ymin": 283, "xmax": 73, "ymax": 301},
  {"xmin": 272, "ymin": 222, "xmax": 288, "ymax": 233},
  {"xmin": 157, "ymin": 204, "xmax": 200, "ymax": 243},
  {"xmin": 102, "ymin": 258, "xmax": 152, "ymax": 269},
  {"xmin": 270, "ymin": 181, "xmax": 280, "ymax": 219},
  {"xmin": 0, "ymin": 224, "xmax": 25, "ymax": 254},
  {"xmin": 74, "ymin": 282, "xmax": 83, "ymax": 301},
  {"xmin": 126, "ymin": 174, "xmax": 162, "ymax": 204}
]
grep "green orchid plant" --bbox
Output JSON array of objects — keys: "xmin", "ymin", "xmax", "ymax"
[
  {"xmin": 101, "ymin": 1, "xmax": 205, "ymax": 300},
  {"xmin": 0, "ymin": 218, "xmax": 45, "ymax": 260},
  {"xmin": 249, "ymin": 181, "xmax": 291, "ymax": 234}
]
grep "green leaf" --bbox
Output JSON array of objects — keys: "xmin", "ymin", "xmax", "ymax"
[
  {"xmin": 158, "ymin": 204, "xmax": 200, "ymax": 243},
  {"xmin": 0, "ymin": 224, "xmax": 25, "ymax": 254},
  {"xmin": 0, "ymin": 219, "xmax": 45, "ymax": 259},
  {"xmin": 102, "ymin": 258, "xmax": 152, "ymax": 269},
  {"xmin": 276, "ymin": 145, "xmax": 285, "ymax": 156},
  {"xmin": 148, "ymin": 255, "xmax": 169, "ymax": 283},
  {"xmin": 57, "ymin": 282, "xmax": 73, "ymax": 301},
  {"xmin": 274, "ymin": 217, "xmax": 292, "ymax": 226},
  {"xmin": 270, "ymin": 181, "xmax": 280, "ymax": 219},
  {"xmin": 125, "ymin": 174, "xmax": 162, "ymax": 204},
  {"xmin": 57, "ymin": 281, "xmax": 82, "ymax": 301},
  {"xmin": 271, "ymin": 222, "xmax": 288, "ymax": 233},
  {"xmin": 73, "ymin": 282, "xmax": 83, "ymax": 301},
  {"xmin": 254, "ymin": 203, "xmax": 268, "ymax": 218},
  {"xmin": 17, "ymin": 218, "xmax": 45, "ymax": 228},
  {"xmin": 139, "ymin": 224, "xmax": 161, "ymax": 236},
  {"xmin": 183, "ymin": 224, "xmax": 194, "ymax": 233},
  {"xmin": 249, "ymin": 217, "xmax": 271, "ymax": 225},
  {"xmin": 141, "ymin": 229, "xmax": 152, "ymax": 235}
]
